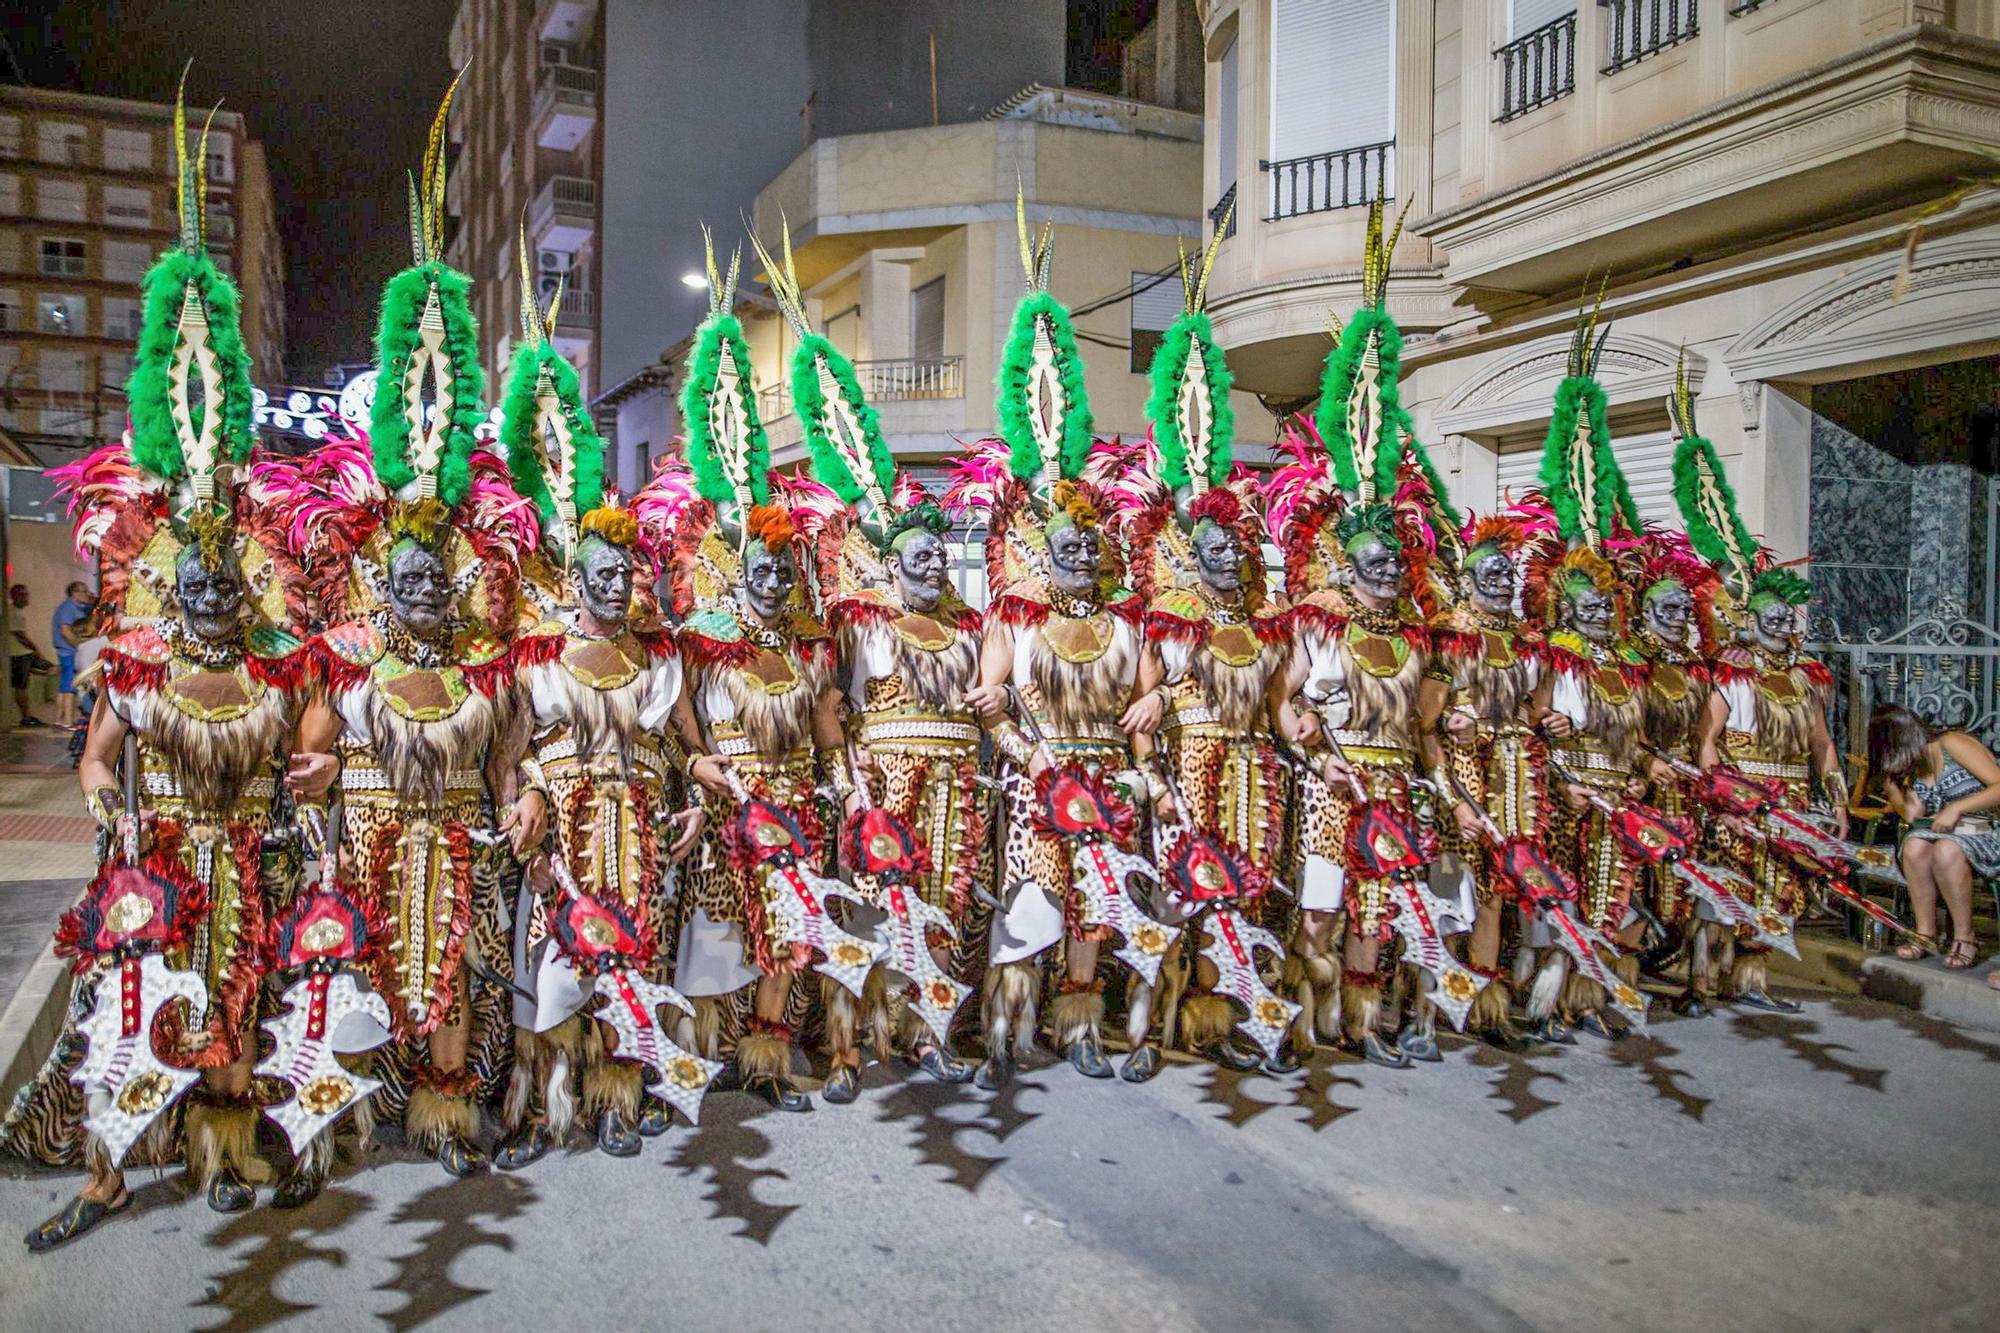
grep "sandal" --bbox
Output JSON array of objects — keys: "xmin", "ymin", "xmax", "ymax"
[
  {"xmin": 1895, "ymin": 941, "xmax": 1930, "ymax": 961},
  {"xmin": 25, "ymin": 1187, "xmax": 131, "ymax": 1251},
  {"xmin": 1943, "ymin": 938, "xmax": 1980, "ymax": 970}
]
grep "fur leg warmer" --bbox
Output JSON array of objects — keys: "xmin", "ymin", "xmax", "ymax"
[
  {"xmin": 184, "ymin": 1095, "xmax": 270, "ymax": 1187},
  {"xmin": 1339, "ymin": 971, "xmax": 1384, "ymax": 1045},
  {"xmin": 981, "ymin": 960, "xmax": 1040, "ymax": 1059},
  {"xmin": 1466, "ymin": 972, "xmax": 1513, "ymax": 1035},
  {"xmin": 1047, "ymin": 986, "xmax": 1105, "ymax": 1050},
  {"xmin": 1179, "ymin": 993, "xmax": 1237, "ymax": 1050},
  {"xmin": 405, "ymin": 1083, "xmax": 480, "ymax": 1153}
]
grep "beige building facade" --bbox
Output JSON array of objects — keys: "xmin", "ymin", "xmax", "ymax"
[
  {"xmin": 1201, "ymin": 0, "xmax": 2000, "ymax": 648},
  {"xmin": 0, "ymin": 86, "xmax": 285, "ymax": 455}
]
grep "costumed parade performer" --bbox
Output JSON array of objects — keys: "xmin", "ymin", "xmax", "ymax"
[
  {"xmin": 278, "ymin": 81, "xmax": 534, "ymax": 1177},
  {"xmin": 490, "ymin": 253, "xmax": 711, "ymax": 1167},
  {"xmin": 756, "ymin": 225, "xmax": 988, "ymax": 1088},
  {"xmin": 949, "ymin": 201, "xmax": 1155, "ymax": 1088}
]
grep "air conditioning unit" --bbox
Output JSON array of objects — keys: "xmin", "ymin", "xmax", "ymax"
[
  {"xmin": 536, "ymin": 272, "xmax": 566, "ymax": 306},
  {"xmin": 538, "ymin": 249, "xmax": 573, "ymax": 273},
  {"xmin": 541, "ymin": 43, "xmax": 571, "ymax": 67}
]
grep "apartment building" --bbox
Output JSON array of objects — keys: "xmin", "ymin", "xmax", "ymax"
[
  {"xmin": 1201, "ymin": 0, "xmax": 2000, "ymax": 653},
  {"xmin": 0, "ymin": 85, "xmax": 286, "ymax": 457}
]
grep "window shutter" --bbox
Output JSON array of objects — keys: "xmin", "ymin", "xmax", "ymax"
[
  {"xmin": 1270, "ymin": 0, "xmax": 1394, "ymax": 163},
  {"xmin": 910, "ymin": 278, "xmax": 944, "ymax": 361},
  {"xmin": 1129, "ymin": 270, "xmax": 1182, "ymax": 373},
  {"xmin": 1217, "ymin": 35, "xmax": 1239, "ymax": 188},
  {"xmin": 1509, "ymin": 1, "xmax": 1577, "ymax": 39},
  {"xmin": 1493, "ymin": 431, "xmax": 1677, "ymax": 525}
]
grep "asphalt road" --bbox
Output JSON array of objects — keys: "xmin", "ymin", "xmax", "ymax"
[{"xmin": 1, "ymin": 989, "xmax": 1995, "ymax": 1332}]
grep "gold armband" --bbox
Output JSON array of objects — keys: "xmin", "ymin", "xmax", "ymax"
[
  {"xmin": 991, "ymin": 721, "xmax": 1035, "ymax": 769},
  {"xmin": 85, "ymin": 784, "xmax": 124, "ymax": 831}
]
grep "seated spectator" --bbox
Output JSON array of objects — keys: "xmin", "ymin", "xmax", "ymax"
[{"xmin": 1867, "ymin": 703, "xmax": 2000, "ymax": 971}]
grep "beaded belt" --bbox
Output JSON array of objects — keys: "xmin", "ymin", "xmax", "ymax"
[
  {"xmin": 536, "ymin": 735, "xmax": 673, "ymax": 779},
  {"xmin": 1732, "ymin": 757, "xmax": 1811, "ymax": 781},
  {"xmin": 1551, "ymin": 744, "xmax": 1628, "ymax": 784},
  {"xmin": 1163, "ymin": 704, "xmax": 1219, "ymax": 729},
  {"xmin": 142, "ymin": 772, "xmax": 278, "ymax": 800},
  {"xmin": 344, "ymin": 766, "xmax": 484, "ymax": 793},
  {"xmin": 857, "ymin": 716, "xmax": 980, "ymax": 747},
  {"xmin": 715, "ymin": 737, "xmax": 811, "ymax": 762}
]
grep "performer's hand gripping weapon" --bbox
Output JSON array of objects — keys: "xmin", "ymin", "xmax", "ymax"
[
  {"xmin": 1440, "ymin": 771, "xmax": 1650, "ymax": 1030},
  {"xmin": 1008, "ymin": 685, "xmax": 1183, "ymax": 987},
  {"xmin": 254, "ymin": 796, "xmax": 396, "ymax": 1156},
  {"xmin": 716, "ymin": 759, "xmax": 886, "ymax": 997},
  {"xmin": 838, "ymin": 742, "xmax": 972, "ymax": 1053},
  {"xmin": 538, "ymin": 847, "xmax": 724, "ymax": 1125},
  {"xmin": 60, "ymin": 732, "xmax": 213, "ymax": 1167}
]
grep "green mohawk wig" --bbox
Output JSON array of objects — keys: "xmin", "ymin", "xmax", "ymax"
[
  {"xmin": 125, "ymin": 63, "xmax": 256, "ymax": 518},
  {"xmin": 500, "ymin": 221, "xmax": 604, "ymax": 556},
  {"xmin": 1312, "ymin": 198, "xmax": 1459, "ymax": 528},
  {"xmin": 996, "ymin": 186, "xmax": 1094, "ymax": 500},
  {"xmin": 676, "ymin": 226, "xmax": 772, "ymax": 531},
  {"xmin": 1537, "ymin": 275, "xmax": 1639, "ymax": 550},
  {"xmin": 1146, "ymin": 204, "xmax": 1236, "ymax": 495},
  {"xmin": 370, "ymin": 69, "xmax": 486, "ymax": 509},
  {"xmin": 750, "ymin": 217, "xmax": 894, "ymax": 523}
]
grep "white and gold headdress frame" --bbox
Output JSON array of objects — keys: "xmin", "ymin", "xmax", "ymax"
[
  {"xmin": 1147, "ymin": 203, "xmax": 1236, "ymax": 507},
  {"xmin": 997, "ymin": 185, "xmax": 1096, "ymax": 513}
]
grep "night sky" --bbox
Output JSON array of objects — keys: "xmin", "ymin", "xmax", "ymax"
[{"xmin": 3, "ymin": 0, "xmax": 455, "ymax": 381}]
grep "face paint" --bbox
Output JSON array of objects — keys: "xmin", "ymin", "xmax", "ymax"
[
  {"xmin": 1752, "ymin": 598, "xmax": 1796, "ymax": 649},
  {"xmin": 575, "ymin": 538, "xmax": 634, "ymax": 628},
  {"xmin": 1645, "ymin": 581, "xmax": 1693, "ymax": 644},
  {"xmin": 1567, "ymin": 584, "xmax": 1615, "ymax": 643},
  {"xmin": 892, "ymin": 528, "xmax": 948, "ymax": 612},
  {"xmin": 387, "ymin": 542, "xmax": 451, "ymax": 636},
  {"xmin": 1193, "ymin": 522, "xmax": 1244, "ymax": 594},
  {"xmin": 176, "ymin": 546, "xmax": 246, "ymax": 642},
  {"xmin": 743, "ymin": 543, "xmax": 797, "ymax": 622},
  {"xmin": 1047, "ymin": 523, "xmax": 1102, "ymax": 596},
  {"xmin": 1349, "ymin": 537, "xmax": 1404, "ymax": 605},
  {"xmin": 1469, "ymin": 549, "xmax": 1515, "ymax": 611}
]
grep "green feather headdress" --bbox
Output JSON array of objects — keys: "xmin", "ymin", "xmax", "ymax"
[
  {"xmin": 1666, "ymin": 346, "xmax": 1806, "ymax": 611},
  {"xmin": 500, "ymin": 223, "xmax": 605, "ymax": 559},
  {"xmin": 676, "ymin": 226, "xmax": 771, "ymax": 535},
  {"xmin": 996, "ymin": 187, "xmax": 1094, "ymax": 503},
  {"xmin": 1311, "ymin": 198, "xmax": 1459, "ymax": 528},
  {"xmin": 1537, "ymin": 276, "xmax": 1639, "ymax": 551},
  {"xmin": 1146, "ymin": 204, "xmax": 1235, "ymax": 496},
  {"xmin": 750, "ymin": 218, "xmax": 894, "ymax": 527},
  {"xmin": 125, "ymin": 64, "xmax": 256, "ymax": 527},
  {"xmin": 370, "ymin": 71, "xmax": 486, "ymax": 511}
]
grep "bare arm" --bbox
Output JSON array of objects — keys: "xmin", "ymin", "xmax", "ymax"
[
  {"xmin": 1696, "ymin": 689, "xmax": 1727, "ymax": 770},
  {"xmin": 1932, "ymin": 732, "xmax": 2000, "ymax": 825},
  {"xmin": 286, "ymin": 695, "xmax": 344, "ymax": 801},
  {"xmin": 674, "ymin": 666, "xmax": 733, "ymax": 798},
  {"xmin": 966, "ymin": 622, "xmax": 1014, "ymax": 721},
  {"xmin": 1126, "ymin": 644, "xmax": 1166, "ymax": 763},
  {"xmin": 78, "ymin": 701, "xmax": 127, "ymax": 810}
]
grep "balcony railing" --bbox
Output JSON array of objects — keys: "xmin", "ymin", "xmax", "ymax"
[
  {"xmin": 1261, "ymin": 141, "xmax": 1393, "ymax": 221},
  {"xmin": 1729, "ymin": 1, "xmax": 1775, "ymax": 13},
  {"xmin": 758, "ymin": 356, "xmax": 964, "ymax": 422},
  {"xmin": 1601, "ymin": 0, "xmax": 1699, "ymax": 75},
  {"xmin": 1208, "ymin": 183, "xmax": 1237, "ymax": 239},
  {"xmin": 1496, "ymin": 13, "xmax": 1579, "ymax": 122},
  {"xmin": 537, "ymin": 62, "xmax": 600, "ymax": 103},
  {"xmin": 552, "ymin": 287, "xmax": 595, "ymax": 329}
]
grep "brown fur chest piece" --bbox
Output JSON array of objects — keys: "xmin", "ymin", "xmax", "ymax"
[
  {"xmin": 1757, "ymin": 669, "xmax": 1803, "ymax": 707},
  {"xmin": 1043, "ymin": 613, "xmax": 1113, "ymax": 666},
  {"xmin": 562, "ymin": 635, "xmax": 645, "ymax": 690},
  {"xmin": 1650, "ymin": 662, "xmax": 1689, "ymax": 702},
  {"xmin": 164, "ymin": 663, "xmax": 264, "ymax": 723},
  {"xmin": 889, "ymin": 612, "xmax": 955, "ymax": 654},
  {"xmin": 1589, "ymin": 665, "xmax": 1632, "ymax": 707},
  {"xmin": 741, "ymin": 646, "xmax": 802, "ymax": 696},
  {"xmin": 372, "ymin": 658, "xmax": 471, "ymax": 722},
  {"xmin": 1204, "ymin": 623, "xmax": 1262, "ymax": 668},
  {"xmin": 1479, "ymin": 630, "xmax": 1520, "ymax": 670},
  {"xmin": 1343, "ymin": 624, "xmax": 1409, "ymax": 678}
]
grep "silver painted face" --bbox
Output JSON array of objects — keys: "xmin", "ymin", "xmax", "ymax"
[
  {"xmin": 176, "ymin": 546, "xmax": 245, "ymax": 642},
  {"xmin": 892, "ymin": 528, "xmax": 948, "ymax": 613},
  {"xmin": 1349, "ymin": 537, "xmax": 1404, "ymax": 604},
  {"xmin": 743, "ymin": 543, "xmax": 797, "ymax": 622},
  {"xmin": 1753, "ymin": 598, "xmax": 1797, "ymax": 648},
  {"xmin": 1469, "ymin": 550, "xmax": 1515, "ymax": 611},
  {"xmin": 1047, "ymin": 523, "xmax": 1102, "ymax": 596},
  {"xmin": 387, "ymin": 542, "xmax": 451, "ymax": 636},
  {"xmin": 1567, "ymin": 584, "xmax": 1616, "ymax": 643},
  {"xmin": 574, "ymin": 538, "xmax": 634, "ymax": 627},
  {"xmin": 1645, "ymin": 581, "xmax": 1693, "ymax": 644},
  {"xmin": 1193, "ymin": 522, "xmax": 1244, "ymax": 594}
]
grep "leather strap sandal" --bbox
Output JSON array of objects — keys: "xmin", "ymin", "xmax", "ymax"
[{"xmin": 25, "ymin": 1188, "xmax": 132, "ymax": 1252}]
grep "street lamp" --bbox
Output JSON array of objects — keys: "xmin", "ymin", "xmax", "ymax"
[{"xmin": 679, "ymin": 272, "xmax": 707, "ymax": 289}]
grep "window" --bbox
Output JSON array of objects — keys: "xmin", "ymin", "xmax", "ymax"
[
  {"xmin": 499, "ymin": 143, "xmax": 513, "ymax": 185},
  {"xmin": 102, "ymin": 186, "xmax": 151, "ymax": 227},
  {"xmin": 37, "ymin": 179, "xmax": 86, "ymax": 223},
  {"xmin": 102, "ymin": 351, "xmax": 136, "ymax": 389},
  {"xmin": 0, "ymin": 288, "xmax": 20, "ymax": 331},
  {"xmin": 0, "ymin": 174, "xmax": 18, "ymax": 214},
  {"xmin": 102, "ymin": 240, "xmax": 151, "ymax": 284},
  {"xmin": 102, "ymin": 127, "xmax": 153, "ymax": 172},
  {"xmin": 910, "ymin": 278, "xmax": 944, "ymax": 361},
  {"xmin": 38, "ymin": 293, "xmax": 86, "ymax": 335},
  {"xmin": 1494, "ymin": 430, "xmax": 1675, "ymax": 521},
  {"xmin": 1269, "ymin": 0, "xmax": 1394, "ymax": 166},
  {"xmin": 205, "ymin": 135, "xmax": 234, "ymax": 183},
  {"xmin": 37, "ymin": 121, "xmax": 87, "ymax": 166},
  {"xmin": 1217, "ymin": 34, "xmax": 1239, "ymax": 189},
  {"xmin": 0, "ymin": 115, "xmax": 20, "ymax": 157},
  {"xmin": 39, "ymin": 238, "xmax": 86, "ymax": 278},
  {"xmin": 101, "ymin": 297, "xmax": 141, "ymax": 340},
  {"xmin": 823, "ymin": 305, "xmax": 860, "ymax": 359},
  {"xmin": 1129, "ymin": 269, "xmax": 1180, "ymax": 373}
]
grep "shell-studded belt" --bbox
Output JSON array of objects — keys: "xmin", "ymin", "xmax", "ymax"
[
  {"xmin": 141, "ymin": 772, "xmax": 278, "ymax": 801},
  {"xmin": 1730, "ymin": 756, "xmax": 1811, "ymax": 782},
  {"xmin": 856, "ymin": 715, "xmax": 981, "ymax": 749},
  {"xmin": 536, "ymin": 735, "xmax": 673, "ymax": 781},
  {"xmin": 714, "ymin": 737, "xmax": 811, "ymax": 763},
  {"xmin": 1550, "ymin": 744, "xmax": 1629, "ymax": 786},
  {"xmin": 343, "ymin": 766, "xmax": 484, "ymax": 793},
  {"xmin": 1330, "ymin": 729, "xmax": 1411, "ymax": 768}
]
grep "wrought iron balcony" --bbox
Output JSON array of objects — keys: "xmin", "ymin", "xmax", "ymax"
[
  {"xmin": 1260, "ymin": 141, "xmax": 1393, "ymax": 221},
  {"xmin": 1208, "ymin": 183, "xmax": 1237, "ymax": 239},
  {"xmin": 1601, "ymin": 0, "xmax": 1699, "ymax": 75},
  {"xmin": 1496, "ymin": 13, "xmax": 1579, "ymax": 122}
]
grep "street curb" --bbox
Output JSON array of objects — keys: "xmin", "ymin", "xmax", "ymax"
[
  {"xmin": 1769, "ymin": 928, "xmax": 2000, "ymax": 1032},
  {"xmin": 0, "ymin": 940, "xmax": 70, "ymax": 1111}
]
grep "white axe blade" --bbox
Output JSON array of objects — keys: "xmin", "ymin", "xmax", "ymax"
[{"xmin": 76, "ymin": 954, "xmax": 209, "ymax": 1166}]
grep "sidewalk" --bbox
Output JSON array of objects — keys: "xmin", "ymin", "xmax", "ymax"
[
  {"xmin": 0, "ymin": 731, "xmax": 89, "ymax": 1108},
  {"xmin": 1770, "ymin": 922, "xmax": 2000, "ymax": 1032}
]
